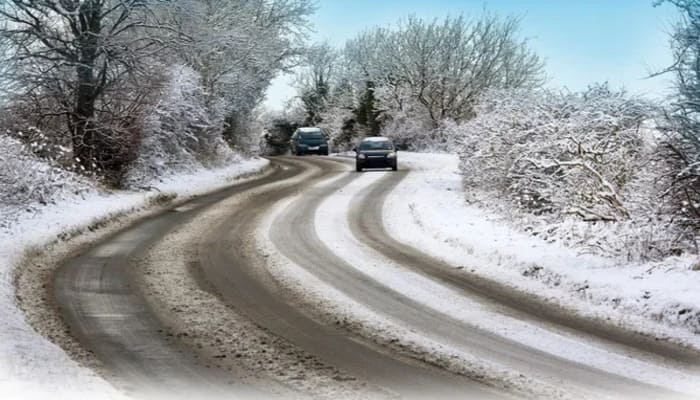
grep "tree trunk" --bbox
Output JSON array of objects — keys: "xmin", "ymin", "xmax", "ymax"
[{"xmin": 70, "ymin": 0, "xmax": 101, "ymax": 171}]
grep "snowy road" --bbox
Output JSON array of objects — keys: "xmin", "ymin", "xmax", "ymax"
[
  {"xmin": 51, "ymin": 156, "xmax": 700, "ymax": 399},
  {"xmin": 53, "ymin": 165, "xmax": 302, "ymax": 399}
]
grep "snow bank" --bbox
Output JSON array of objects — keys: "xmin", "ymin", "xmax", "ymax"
[
  {"xmin": 385, "ymin": 152, "xmax": 700, "ymax": 348},
  {"xmin": 0, "ymin": 152, "xmax": 268, "ymax": 399},
  {"xmin": 0, "ymin": 135, "xmax": 94, "ymax": 228}
]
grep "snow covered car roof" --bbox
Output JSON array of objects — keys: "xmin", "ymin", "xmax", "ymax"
[
  {"xmin": 361, "ymin": 136, "xmax": 391, "ymax": 142},
  {"xmin": 299, "ymin": 127, "xmax": 322, "ymax": 132}
]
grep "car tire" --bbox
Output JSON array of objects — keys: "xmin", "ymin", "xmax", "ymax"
[
  {"xmin": 356, "ymin": 165, "xmax": 363, "ymax": 172},
  {"xmin": 392, "ymin": 163, "xmax": 397, "ymax": 171}
]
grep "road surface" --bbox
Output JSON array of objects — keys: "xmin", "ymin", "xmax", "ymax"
[{"xmin": 53, "ymin": 156, "xmax": 700, "ymax": 399}]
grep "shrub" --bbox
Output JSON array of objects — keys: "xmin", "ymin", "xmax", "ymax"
[
  {"xmin": 456, "ymin": 86, "xmax": 690, "ymax": 260},
  {"xmin": 0, "ymin": 135, "xmax": 94, "ymax": 228}
]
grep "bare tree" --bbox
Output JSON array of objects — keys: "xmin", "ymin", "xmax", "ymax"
[
  {"xmin": 344, "ymin": 14, "xmax": 546, "ymax": 127},
  {"xmin": 0, "ymin": 0, "xmax": 166, "ymax": 177},
  {"xmin": 295, "ymin": 42, "xmax": 337, "ymax": 125}
]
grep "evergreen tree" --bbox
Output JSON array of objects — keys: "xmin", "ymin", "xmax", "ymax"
[{"xmin": 355, "ymin": 81, "xmax": 381, "ymax": 135}]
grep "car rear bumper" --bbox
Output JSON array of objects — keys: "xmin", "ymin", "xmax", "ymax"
[
  {"xmin": 357, "ymin": 157, "xmax": 396, "ymax": 168},
  {"xmin": 295, "ymin": 146, "xmax": 328, "ymax": 155}
]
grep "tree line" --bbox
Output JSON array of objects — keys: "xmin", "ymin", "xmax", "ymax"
[
  {"xmin": 283, "ymin": 14, "xmax": 545, "ymax": 151},
  {"xmin": 0, "ymin": 0, "xmax": 314, "ymax": 184}
]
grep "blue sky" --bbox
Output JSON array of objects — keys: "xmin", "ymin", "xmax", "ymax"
[{"xmin": 264, "ymin": 0, "xmax": 679, "ymax": 110}]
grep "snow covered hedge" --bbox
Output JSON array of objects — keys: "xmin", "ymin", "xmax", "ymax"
[
  {"xmin": 456, "ymin": 86, "xmax": 694, "ymax": 261},
  {"xmin": 0, "ymin": 136, "xmax": 94, "ymax": 228}
]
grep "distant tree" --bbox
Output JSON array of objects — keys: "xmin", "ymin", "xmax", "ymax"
[
  {"xmin": 313, "ymin": 77, "xmax": 358, "ymax": 150},
  {"xmin": 295, "ymin": 42, "xmax": 337, "ymax": 126},
  {"xmin": 260, "ymin": 113, "xmax": 300, "ymax": 155},
  {"xmin": 355, "ymin": 81, "xmax": 381, "ymax": 135},
  {"xmin": 344, "ymin": 14, "xmax": 546, "ymax": 127}
]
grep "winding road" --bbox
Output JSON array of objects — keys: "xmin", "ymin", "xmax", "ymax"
[{"xmin": 53, "ymin": 156, "xmax": 700, "ymax": 399}]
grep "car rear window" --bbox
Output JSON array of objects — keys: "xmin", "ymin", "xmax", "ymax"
[
  {"xmin": 300, "ymin": 132, "xmax": 324, "ymax": 139},
  {"xmin": 360, "ymin": 140, "xmax": 393, "ymax": 150}
]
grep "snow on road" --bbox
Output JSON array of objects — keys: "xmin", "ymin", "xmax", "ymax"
[
  {"xmin": 0, "ymin": 158, "xmax": 268, "ymax": 399},
  {"xmin": 254, "ymin": 178, "xmax": 559, "ymax": 398},
  {"xmin": 383, "ymin": 153, "xmax": 700, "ymax": 349},
  {"xmin": 7, "ymin": 150, "xmax": 699, "ymax": 399},
  {"xmin": 312, "ymin": 168, "xmax": 700, "ymax": 395}
]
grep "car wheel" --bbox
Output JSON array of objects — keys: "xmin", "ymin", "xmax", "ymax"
[
  {"xmin": 356, "ymin": 164, "xmax": 363, "ymax": 172},
  {"xmin": 392, "ymin": 164, "xmax": 397, "ymax": 171}
]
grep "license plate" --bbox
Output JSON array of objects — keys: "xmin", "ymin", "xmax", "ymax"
[{"xmin": 309, "ymin": 146, "xmax": 319, "ymax": 150}]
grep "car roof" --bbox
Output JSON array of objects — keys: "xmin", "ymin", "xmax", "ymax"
[
  {"xmin": 361, "ymin": 136, "xmax": 390, "ymax": 142},
  {"xmin": 299, "ymin": 127, "xmax": 322, "ymax": 133}
]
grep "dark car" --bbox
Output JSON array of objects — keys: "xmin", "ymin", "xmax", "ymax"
[
  {"xmin": 290, "ymin": 128, "xmax": 329, "ymax": 155},
  {"xmin": 354, "ymin": 137, "xmax": 397, "ymax": 172}
]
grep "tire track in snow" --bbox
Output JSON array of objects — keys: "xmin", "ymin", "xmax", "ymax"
[
  {"xmin": 198, "ymin": 156, "xmax": 504, "ymax": 400},
  {"xmin": 304, "ymin": 163, "xmax": 699, "ymax": 398}
]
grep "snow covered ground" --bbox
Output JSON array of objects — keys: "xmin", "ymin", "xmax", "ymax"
[
  {"xmin": 384, "ymin": 152, "xmax": 700, "ymax": 349},
  {"xmin": 0, "ymin": 157, "xmax": 268, "ymax": 400}
]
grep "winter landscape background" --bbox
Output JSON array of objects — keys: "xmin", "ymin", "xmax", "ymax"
[{"xmin": 1, "ymin": 0, "xmax": 700, "ymax": 398}]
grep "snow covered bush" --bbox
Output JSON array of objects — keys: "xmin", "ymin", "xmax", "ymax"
[
  {"xmin": 259, "ymin": 111, "xmax": 301, "ymax": 156},
  {"xmin": 457, "ymin": 86, "xmax": 692, "ymax": 260},
  {"xmin": 318, "ymin": 107, "xmax": 357, "ymax": 151},
  {"xmin": 461, "ymin": 86, "xmax": 651, "ymax": 219},
  {"xmin": 0, "ymin": 135, "xmax": 94, "ymax": 228},
  {"xmin": 125, "ymin": 65, "xmax": 237, "ymax": 187},
  {"xmin": 383, "ymin": 115, "xmax": 461, "ymax": 152}
]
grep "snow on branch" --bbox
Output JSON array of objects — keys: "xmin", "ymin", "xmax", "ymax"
[
  {"xmin": 0, "ymin": 135, "xmax": 94, "ymax": 228},
  {"xmin": 456, "ymin": 85, "xmax": 690, "ymax": 260}
]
